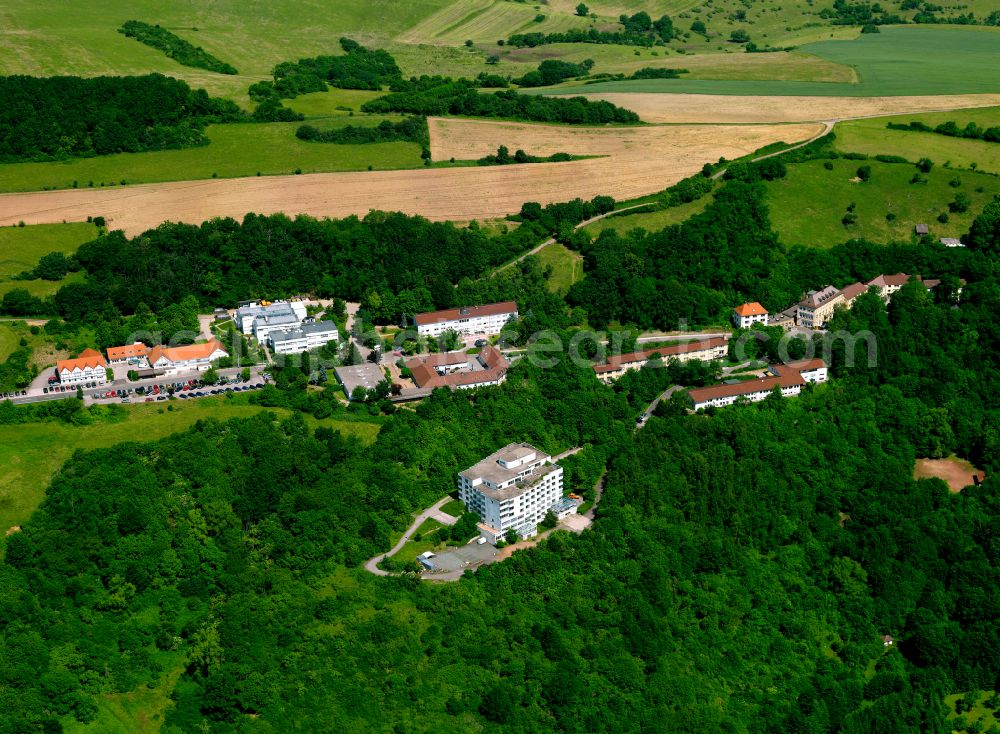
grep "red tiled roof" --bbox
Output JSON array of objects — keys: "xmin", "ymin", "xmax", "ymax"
[
  {"xmin": 413, "ymin": 301, "xmax": 517, "ymax": 326},
  {"xmin": 689, "ymin": 359, "xmax": 826, "ymax": 404},
  {"xmin": 106, "ymin": 343, "xmax": 148, "ymax": 361},
  {"xmin": 688, "ymin": 374, "xmax": 803, "ymax": 403},
  {"xmin": 406, "ymin": 346, "xmax": 509, "ymax": 389},
  {"xmin": 839, "ymin": 282, "xmax": 868, "ymax": 303},
  {"xmin": 58, "ymin": 348, "xmax": 106, "ymax": 373},
  {"xmin": 148, "ymin": 339, "xmax": 227, "ymax": 365},
  {"xmin": 734, "ymin": 302, "xmax": 768, "ymax": 317},
  {"xmin": 593, "ymin": 338, "xmax": 727, "ymax": 374}
]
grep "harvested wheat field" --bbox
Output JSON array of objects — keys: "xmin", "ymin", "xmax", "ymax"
[
  {"xmin": 428, "ymin": 118, "xmax": 825, "ymax": 160},
  {"xmin": 914, "ymin": 456, "xmax": 986, "ymax": 493},
  {"xmin": 0, "ymin": 122, "xmax": 822, "ymax": 235},
  {"xmin": 556, "ymin": 93, "xmax": 1000, "ymax": 124}
]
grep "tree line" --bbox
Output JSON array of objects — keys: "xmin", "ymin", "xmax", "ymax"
[
  {"xmin": 888, "ymin": 118, "xmax": 1000, "ymax": 143},
  {"xmin": 295, "ymin": 116, "xmax": 428, "ymax": 146},
  {"xmin": 118, "ymin": 21, "xmax": 239, "ymax": 75},
  {"xmin": 507, "ymin": 12, "xmax": 676, "ymax": 48},
  {"xmin": 0, "ymin": 74, "xmax": 243, "ymax": 162}
]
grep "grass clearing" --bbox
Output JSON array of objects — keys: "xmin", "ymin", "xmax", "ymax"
[
  {"xmin": 0, "ymin": 222, "xmax": 99, "ymax": 278},
  {"xmin": 0, "ymin": 396, "xmax": 381, "ymax": 537},
  {"xmin": 764, "ymin": 158, "xmax": 1000, "ymax": 248},
  {"xmin": 836, "ymin": 110, "xmax": 1000, "ymax": 175},
  {"xmin": 532, "ymin": 242, "xmax": 583, "ymax": 294},
  {"xmin": 945, "ymin": 690, "xmax": 1000, "ymax": 731},
  {"xmin": 584, "ymin": 197, "xmax": 712, "ymax": 235},
  {"xmin": 288, "ymin": 89, "xmax": 387, "ymax": 117},
  {"xmin": 0, "ymin": 324, "xmax": 18, "ymax": 362},
  {"xmin": 0, "ymin": 119, "xmax": 424, "ymax": 194},
  {"xmin": 914, "ymin": 456, "xmax": 986, "ymax": 493}
]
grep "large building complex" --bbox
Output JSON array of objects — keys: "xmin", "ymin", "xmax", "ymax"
[
  {"xmin": 56, "ymin": 349, "xmax": 108, "ymax": 386},
  {"xmin": 148, "ymin": 340, "xmax": 229, "ymax": 375},
  {"xmin": 234, "ymin": 301, "xmax": 308, "ymax": 341},
  {"xmin": 269, "ymin": 321, "xmax": 339, "ymax": 355},
  {"xmin": 687, "ymin": 359, "xmax": 828, "ymax": 410},
  {"xmin": 592, "ymin": 337, "xmax": 727, "ymax": 383},
  {"xmin": 414, "ymin": 301, "xmax": 518, "ymax": 337},
  {"xmin": 458, "ymin": 443, "xmax": 567, "ymax": 545},
  {"xmin": 405, "ymin": 346, "xmax": 509, "ymax": 390}
]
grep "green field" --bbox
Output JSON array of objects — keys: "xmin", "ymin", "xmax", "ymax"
[
  {"xmin": 541, "ymin": 27, "xmax": 1000, "ymax": 96},
  {"xmin": 440, "ymin": 498, "xmax": 466, "ymax": 517},
  {"xmin": 0, "ymin": 397, "xmax": 381, "ymax": 536},
  {"xmin": 0, "ymin": 0, "xmax": 458, "ymax": 100},
  {"xmin": 0, "ymin": 118, "xmax": 423, "ymax": 193},
  {"xmin": 836, "ymin": 108, "xmax": 1000, "ymax": 175},
  {"xmin": 764, "ymin": 158, "xmax": 1000, "ymax": 248},
  {"xmin": 584, "ymin": 197, "xmax": 713, "ymax": 236},
  {"xmin": 0, "ymin": 223, "xmax": 99, "ymax": 299},
  {"xmin": 0, "ymin": 325, "xmax": 18, "ymax": 362},
  {"xmin": 534, "ymin": 242, "xmax": 584, "ymax": 294}
]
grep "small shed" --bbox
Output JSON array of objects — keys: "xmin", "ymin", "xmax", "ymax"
[
  {"xmin": 417, "ymin": 551, "xmax": 436, "ymax": 570},
  {"xmin": 882, "ymin": 634, "xmax": 894, "ymax": 647},
  {"xmin": 914, "ymin": 223, "xmax": 929, "ymax": 235},
  {"xmin": 939, "ymin": 237, "xmax": 964, "ymax": 247}
]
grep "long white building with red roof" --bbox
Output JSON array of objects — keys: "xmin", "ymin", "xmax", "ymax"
[
  {"xmin": 687, "ymin": 359, "xmax": 827, "ymax": 410},
  {"xmin": 147, "ymin": 339, "xmax": 228, "ymax": 375},
  {"xmin": 413, "ymin": 302, "xmax": 518, "ymax": 337}
]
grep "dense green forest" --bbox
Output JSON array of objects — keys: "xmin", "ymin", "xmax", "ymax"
[
  {"xmin": 0, "ymin": 75, "xmax": 242, "ymax": 161},
  {"xmin": 2, "ymin": 254, "xmax": 999, "ymax": 730},
  {"xmin": 118, "ymin": 21, "xmax": 239, "ymax": 75}
]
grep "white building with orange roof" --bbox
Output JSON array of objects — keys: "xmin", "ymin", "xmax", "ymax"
[
  {"xmin": 147, "ymin": 339, "xmax": 228, "ymax": 375},
  {"xmin": 732, "ymin": 302, "xmax": 769, "ymax": 329},
  {"xmin": 106, "ymin": 342, "xmax": 150, "ymax": 367},
  {"xmin": 57, "ymin": 348, "xmax": 107, "ymax": 385}
]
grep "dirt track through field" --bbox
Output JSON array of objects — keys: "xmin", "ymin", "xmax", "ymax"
[
  {"xmin": 0, "ymin": 121, "xmax": 822, "ymax": 235},
  {"xmin": 556, "ymin": 93, "xmax": 1000, "ymax": 123}
]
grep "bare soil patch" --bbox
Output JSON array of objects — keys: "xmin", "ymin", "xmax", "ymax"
[
  {"xmin": 0, "ymin": 121, "xmax": 821, "ymax": 234},
  {"xmin": 914, "ymin": 456, "xmax": 986, "ymax": 493},
  {"xmin": 557, "ymin": 93, "xmax": 1000, "ymax": 123}
]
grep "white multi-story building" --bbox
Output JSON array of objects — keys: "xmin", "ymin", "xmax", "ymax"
[
  {"xmin": 269, "ymin": 321, "xmax": 339, "ymax": 355},
  {"xmin": 592, "ymin": 337, "xmax": 728, "ymax": 383},
  {"xmin": 458, "ymin": 443, "xmax": 566, "ymax": 544},
  {"xmin": 56, "ymin": 348, "xmax": 107, "ymax": 385},
  {"xmin": 414, "ymin": 301, "xmax": 518, "ymax": 337},
  {"xmin": 147, "ymin": 339, "xmax": 229, "ymax": 375},
  {"xmin": 687, "ymin": 359, "xmax": 827, "ymax": 410},
  {"xmin": 732, "ymin": 302, "xmax": 769, "ymax": 329},
  {"xmin": 234, "ymin": 301, "xmax": 308, "ymax": 339}
]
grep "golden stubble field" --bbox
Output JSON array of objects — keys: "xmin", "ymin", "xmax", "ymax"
[
  {"xmin": 558, "ymin": 92, "xmax": 1000, "ymax": 123},
  {"xmin": 0, "ymin": 119, "xmax": 824, "ymax": 234}
]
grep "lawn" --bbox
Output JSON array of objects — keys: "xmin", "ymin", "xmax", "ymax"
[
  {"xmin": 533, "ymin": 242, "xmax": 583, "ymax": 294},
  {"xmin": 0, "ymin": 325, "xmax": 18, "ymax": 362},
  {"xmin": 0, "ymin": 118, "xmax": 424, "ymax": 193},
  {"xmin": 0, "ymin": 222, "xmax": 100, "ymax": 278},
  {"xmin": 287, "ymin": 89, "xmax": 387, "ymax": 117},
  {"xmin": 764, "ymin": 158, "xmax": 1000, "ymax": 248},
  {"xmin": 584, "ymin": 197, "xmax": 713, "ymax": 236},
  {"xmin": 835, "ymin": 109, "xmax": 1000, "ymax": 175},
  {"xmin": 440, "ymin": 498, "xmax": 466, "ymax": 517},
  {"xmin": 539, "ymin": 26, "xmax": 1000, "ymax": 96},
  {"xmin": 0, "ymin": 396, "xmax": 382, "ymax": 537}
]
